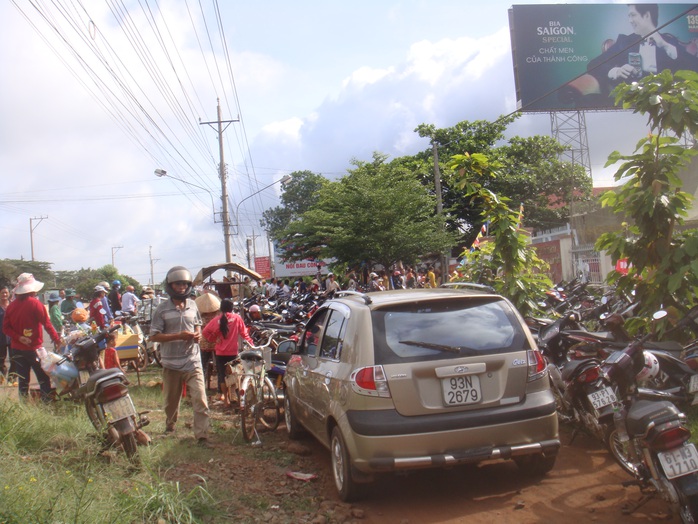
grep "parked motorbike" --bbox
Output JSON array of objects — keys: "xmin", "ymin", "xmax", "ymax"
[
  {"xmin": 603, "ymin": 310, "xmax": 698, "ymax": 522},
  {"xmin": 43, "ymin": 326, "xmax": 150, "ymax": 459}
]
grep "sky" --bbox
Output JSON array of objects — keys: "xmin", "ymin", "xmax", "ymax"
[{"xmin": 0, "ymin": 0, "xmax": 682, "ymax": 286}]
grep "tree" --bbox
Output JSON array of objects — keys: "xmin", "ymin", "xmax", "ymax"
[
  {"xmin": 449, "ymin": 152, "xmax": 552, "ymax": 315},
  {"xmin": 414, "ymin": 118, "xmax": 591, "ymax": 241},
  {"xmin": 277, "ymin": 153, "xmax": 457, "ymax": 270},
  {"xmin": 0, "ymin": 259, "xmax": 54, "ymax": 289},
  {"xmin": 595, "ymin": 70, "xmax": 698, "ymax": 330},
  {"xmin": 261, "ymin": 171, "xmax": 328, "ymax": 241}
]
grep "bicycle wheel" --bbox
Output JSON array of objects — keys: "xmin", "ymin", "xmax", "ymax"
[
  {"xmin": 259, "ymin": 377, "xmax": 280, "ymax": 431},
  {"xmin": 240, "ymin": 382, "xmax": 257, "ymax": 442}
]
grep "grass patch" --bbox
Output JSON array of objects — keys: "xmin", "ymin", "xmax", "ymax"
[{"xmin": 0, "ymin": 370, "xmax": 226, "ymax": 524}]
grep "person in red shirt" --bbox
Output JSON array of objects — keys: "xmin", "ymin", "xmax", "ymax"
[
  {"xmin": 89, "ymin": 285, "xmax": 109, "ymax": 328},
  {"xmin": 102, "ymin": 331, "xmax": 124, "ymax": 373},
  {"xmin": 202, "ymin": 298, "xmax": 253, "ymax": 406},
  {"xmin": 2, "ymin": 273, "xmax": 61, "ymax": 401}
]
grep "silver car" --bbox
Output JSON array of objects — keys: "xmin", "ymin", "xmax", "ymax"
[{"xmin": 280, "ymin": 288, "xmax": 559, "ymax": 501}]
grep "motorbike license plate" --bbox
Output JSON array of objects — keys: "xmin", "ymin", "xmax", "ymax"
[
  {"xmin": 689, "ymin": 374, "xmax": 698, "ymax": 394},
  {"xmin": 587, "ymin": 387, "xmax": 617, "ymax": 410},
  {"xmin": 103, "ymin": 396, "xmax": 136, "ymax": 422},
  {"xmin": 442, "ymin": 375, "xmax": 482, "ymax": 406},
  {"xmin": 658, "ymin": 443, "xmax": 698, "ymax": 480}
]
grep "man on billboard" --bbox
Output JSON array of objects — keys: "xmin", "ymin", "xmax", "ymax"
[{"xmin": 587, "ymin": 4, "xmax": 698, "ymax": 95}]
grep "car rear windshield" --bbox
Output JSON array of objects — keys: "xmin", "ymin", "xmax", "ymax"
[{"xmin": 371, "ymin": 297, "xmax": 531, "ymax": 364}]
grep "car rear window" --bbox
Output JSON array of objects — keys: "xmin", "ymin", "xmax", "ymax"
[{"xmin": 371, "ymin": 297, "xmax": 531, "ymax": 364}]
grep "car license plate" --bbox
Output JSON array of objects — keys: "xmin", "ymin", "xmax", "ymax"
[
  {"xmin": 587, "ymin": 387, "xmax": 617, "ymax": 410},
  {"xmin": 442, "ymin": 375, "xmax": 481, "ymax": 406},
  {"xmin": 103, "ymin": 396, "xmax": 136, "ymax": 422},
  {"xmin": 689, "ymin": 374, "xmax": 698, "ymax": 393},
  {"xmin": 658, "ymin": 444, "xmax": 698, "ymax": 479}
]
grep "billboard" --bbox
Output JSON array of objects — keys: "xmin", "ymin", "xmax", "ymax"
[{"xmin": 509, "ymin": 4, "xmax": 698, "ymax": 111}]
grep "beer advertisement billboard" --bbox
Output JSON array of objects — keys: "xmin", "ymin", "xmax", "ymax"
[{"xmin": 509, "ymin": 3, "xmax": 698, "ymax": 111}]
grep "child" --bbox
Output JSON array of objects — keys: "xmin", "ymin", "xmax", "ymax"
[
  {"xmin": 102, "ymin": 331, "xmax": 124, "ymax": 373},
  {"xmin": 102, "ymin": 330, "xmax": 151, "ymax": 446}
]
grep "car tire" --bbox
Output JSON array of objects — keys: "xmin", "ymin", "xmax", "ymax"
[
  {"xmin": 284, "ymin": 393, "xmax": 304, "ymax": 440},
  {"xmin": 514, "ymin": 453, "xmax": 557, "ymax": 477},
  {"xmin": 330, "ymin": 426, "xmax": 363, "ymax": 502}
]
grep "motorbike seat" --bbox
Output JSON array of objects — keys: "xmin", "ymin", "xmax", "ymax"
[
  {"xmin": 564, "ymin": 329, "xmax": 616, "ymax": 342},
  {"xmin": 643, "ymin": 341, "xmax": 684, "ymax": 354},
  {"xmin": 626, "ymin": 399, "xmax": 682, "ymax": 438},
  {"xmin": 560, "ymin": 358, "xmax": 601, "ymax": 382},
  {"xmin": 83, "ymin": 368, "xmax": 126, "ymax": 394}
]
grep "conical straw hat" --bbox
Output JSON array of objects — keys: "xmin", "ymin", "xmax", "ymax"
[{"xmin": 195, "ymin": 292, "xmax": 221, "ymax": 313}]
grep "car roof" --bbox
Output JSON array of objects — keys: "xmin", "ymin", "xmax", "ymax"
[{"xmin": 332, "ymin": 288, "xmax": 503, "ymax": 310}]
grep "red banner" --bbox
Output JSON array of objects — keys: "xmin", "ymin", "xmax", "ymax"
[{"xmin": 254, "ymin": 257, "xmax": 271, "ymax": 279}]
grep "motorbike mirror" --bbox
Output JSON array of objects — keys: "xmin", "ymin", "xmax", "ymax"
[
  {"xmin": 652, "ymin": 310, "xmax": 668, "ymax": 321},
  {"xmin": 600, "ymin": 313, "xmax": 608, "ymax": 320},
  {"xmin": 601, "ymin": 296, "xmax": 608, "ymax": 305},
  {"xmin": 276, "ymin": 339, "xmax": 297, "ymax": 354}
]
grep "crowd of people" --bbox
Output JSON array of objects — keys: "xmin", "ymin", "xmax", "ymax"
[{"xmin": 0, "ymin": 262, "xmax": 450, "ymax": 448}]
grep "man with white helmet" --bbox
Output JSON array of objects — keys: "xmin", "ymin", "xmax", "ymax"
[{"xmin": 149, "ymin": 266, "xmax": 211, "ymax": 448}]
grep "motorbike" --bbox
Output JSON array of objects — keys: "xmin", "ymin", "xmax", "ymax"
[
  {"xmin": 603, "ymin": 310, "xmax": 698, "ymax": 522},
  {"xmin": 42, "ymin": 325, "xmax": 150, "ymax": 459}
]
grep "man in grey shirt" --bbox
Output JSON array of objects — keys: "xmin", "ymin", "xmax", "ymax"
[{"xmin": 150, "ymin": 266, "xmax": 211, "ymax": 448}]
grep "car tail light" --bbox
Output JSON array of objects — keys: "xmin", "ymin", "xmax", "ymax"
[
  {"xmin": 527, "ymin": 349, "xmax": 546, "ymax": 382},
  {"xmin": 648, "ymin": 425, "xmax": 691, "ymax": 452},
  {"xmin": 350, "ymin": 366, "xmax": 391, "ymax": 398},
  {"xmin": 575, "ymin": 366, "xmax": 601, "ymax": 384},
  {"xmin": 98, "ymin": 383, "xmax": 127, "ymax": 403}
]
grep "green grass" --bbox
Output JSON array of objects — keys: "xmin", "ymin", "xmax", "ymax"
[{"xmin": 0, "ymin": 368, "xmax": 224, "ymax": 524}]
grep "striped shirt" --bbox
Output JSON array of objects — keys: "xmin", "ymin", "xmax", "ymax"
[{"xmin": 150, "ymin": 298, "xmax": 202, "ymax": 372}]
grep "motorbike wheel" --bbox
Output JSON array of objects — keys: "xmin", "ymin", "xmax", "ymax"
[
  {"xmin": 673, "ymin": 479, "xmax": 698, "ymax": 524},
  {"xmin": 240, "ymin": 384, "xmax": 257, "ymax": 442},
  {"xmin": 130, "ymin": 344, "xmax": 149, "ymax": 372},
  {"xmin": 149, "ymin": 342, "xmax": 162, "ymax": 367},
  {"xmin": 120, "ymin": 431, "xmax": 138, "ymax": 459},
  {"xmin": 605, "ymin": 426, "xmax": 641, "ymax": 478},
  {"xmin": 259, "ymin": 377, "xmax": 280, "ymax": 431},
  {"xmin": 85, "ymin": 399, "xmax": 106, "ymax": 433}
]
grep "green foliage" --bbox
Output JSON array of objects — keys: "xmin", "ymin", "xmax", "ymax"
[
  {"xmin": 261, "ymin": 170, "xmax": 328, "ymax": 241},
  {"xmin": 415, "ymin": 117, "xmax": 590, "ymax": 238},
  {"xmin": 596, "ymin": 70, "xmax": 698, "ymax": 320},
  {"xmin": 0, "ymin": 261, "xmax": 142, "ymax": 300},
  {"xmin": 278, "ymin": 153, "xmax": 457, "ymax": 269},
  {"xmin": 449, "ymin": 153, "xmax": 552, "ymax": 315}
]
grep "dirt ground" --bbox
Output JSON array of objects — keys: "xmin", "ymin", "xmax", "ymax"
[
  {"xmin": 0, "ymin": 377, "xmax": 676, "ymax": 523},
  {"xmin": 162, "ymin": 399, "xmax": 676, "ymax": 524}
]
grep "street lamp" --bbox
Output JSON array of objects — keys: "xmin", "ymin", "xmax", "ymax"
[{"xmin": 234, "ymin": 175, "xmax": 292, "ymax": 234}]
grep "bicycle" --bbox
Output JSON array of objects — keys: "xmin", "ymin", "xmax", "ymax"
[{"xmin": 231, "ymin": 333, "xmax": 280, "ymax": 443}]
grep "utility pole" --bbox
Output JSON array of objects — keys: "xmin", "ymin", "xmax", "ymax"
[
  {"xmin": 29, "ymin": 216, "xmax": 48, "ymax": 261},
  {"xmin": 432, "ymin": 143, "xmax": 448, "ymax": 284},
  {"xmin": 249, "ymin": 232, "xmax": 260, "ymax": 271},
  {"xmin": 149, "ymin": 246, "xmax": 160, "ymax": 286},
  {"xmin": 200, "ymin": 99, "xmax": 239, "ymax": 265},
  {"xmin": 111, "ymin": 245, "xmax": 123, "ymax": 267}
]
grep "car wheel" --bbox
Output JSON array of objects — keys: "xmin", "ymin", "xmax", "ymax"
[
  {"xmin": 284, "ymin": 393, "xmax": 304, "ymax": 440},
  {"xmin": 330, "ymin": 426, "xmax": 363, "ymax": 502},
  {"xmin": 514, "ymin": 453, "xmax": 557, "ymax": 477}
]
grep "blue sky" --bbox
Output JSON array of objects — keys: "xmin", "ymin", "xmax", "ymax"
[{"xmin": 0, "ymin": 1, "xmax": 670, "ymax": 285}]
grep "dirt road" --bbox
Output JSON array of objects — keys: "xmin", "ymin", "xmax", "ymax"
[{"xmin": 291, "ymin": 426, "xmax": 672, "ymax": 523}]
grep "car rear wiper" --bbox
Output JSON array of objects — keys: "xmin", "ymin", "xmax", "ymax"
[{"xmin": 399, "ymin": 340, "xmax": 477, "ymax": 354}]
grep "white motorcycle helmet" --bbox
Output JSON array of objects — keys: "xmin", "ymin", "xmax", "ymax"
[{"xmin": 636, "ymin": 351, "xmax": 660, "ymax": 381}]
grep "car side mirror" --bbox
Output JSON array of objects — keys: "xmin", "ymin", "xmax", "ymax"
[{"xmin": 277, "ymin": 339, "xmax": 297, "ymax": 355}]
